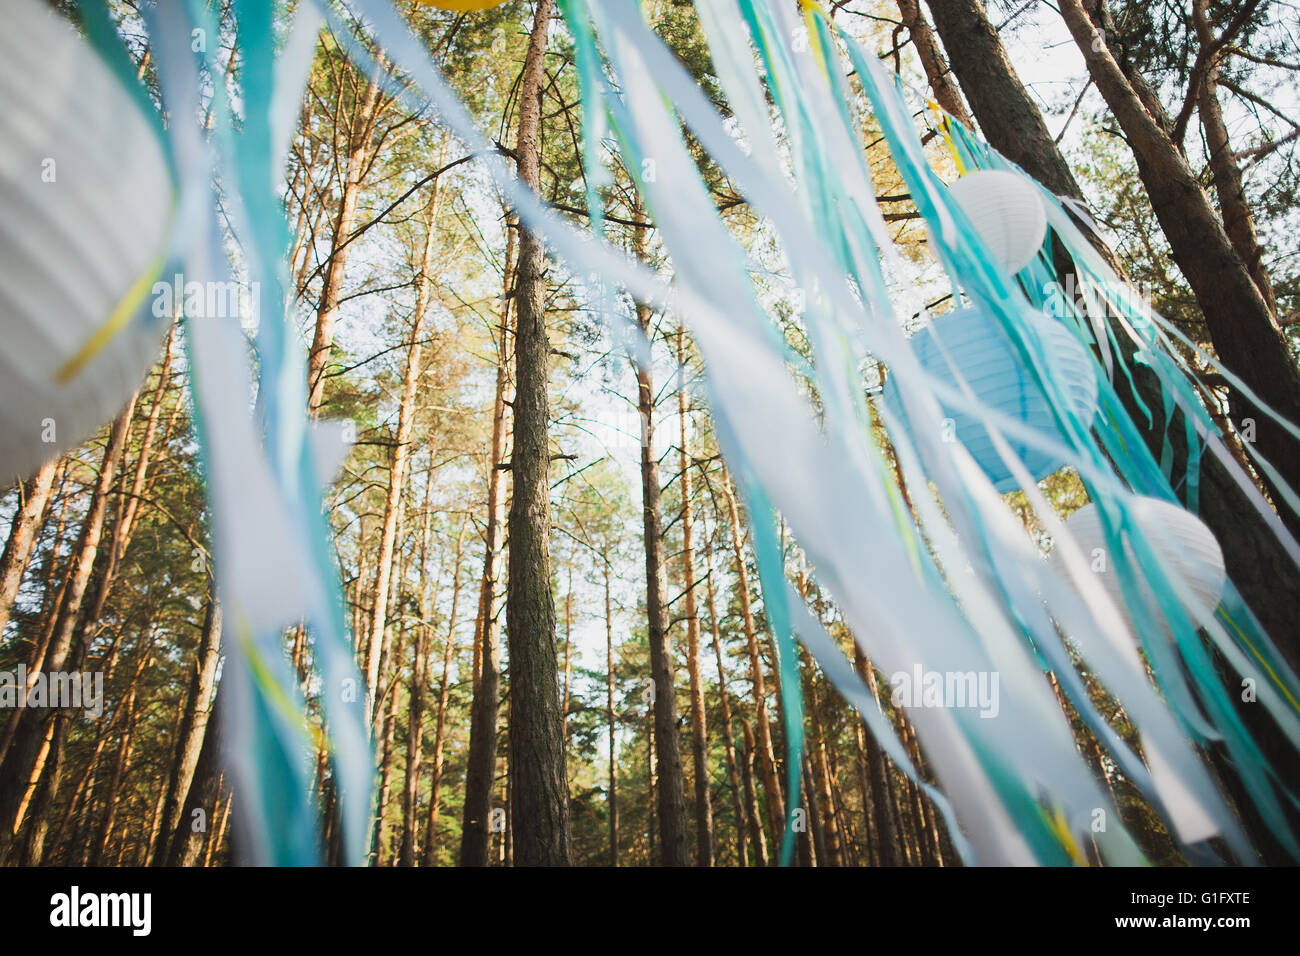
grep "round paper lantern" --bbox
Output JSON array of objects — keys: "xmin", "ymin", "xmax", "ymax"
[
  {"xmin": 947, "ymin": 170, "xmax": 1047, "ymax": 275},
  {"xmin": 1050, "ymin": 497, "xmax": 1226, "ymax": 633},
  {"xmin": 883, "ymin": 306, "xmax": 1098, "ymax": 492},
  {"xmin": 0, "ymin": 0, "xmax": 172, "ymax": 480}
]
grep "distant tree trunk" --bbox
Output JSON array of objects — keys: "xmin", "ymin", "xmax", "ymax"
[
  {"xmin": 852, "ymin": 722, "xmax": 878, "ymax": 866},
  {"xmin": 805, "ymin": 663, "xmax": 844, "ymax": 866},
  {"xmin": 675, "ymin": 327, "xmax": 714, "ymax": 867},
  {"xmin": 168, "ymin": 686, "xmax": 226, "ymax": 867},
  {"xmin": 0, "ymin": 457, "xmax": 58, "ymax": 635},
  {"xmin": 398, "ymin": 480, "xmax": 434, "ymax": 867},
  {"xmin": 737, "ymin": 718, "xmax": 769, "ymax": 866},
  {"xmin": 89, "ymin": 676, "xmax": 143, "ymax": 866},
  {"xmin": 853, "ymin": 645, "xmax": 900, "ymax": 866},
  {"xmin": 504, "ymin": 0, "xmax": 571, "ymax": 867},
  {"xmin": 604, "ymin": 560, "xmax": 619, "ymax": 866},
  {"xmin": 155, "ymin": 592, "xmax": 222, "ymax": 866},
  {"xmin": 720, "ymin": 475, "xmax": 785, "ymax": 849},
  {"xmin": 207, "ymin": 782, "xmax": 233, "ymax": 867},
  {"xmin": 627, "ymin": 276, "xmax": 689, "ymax": 866},
  {"xmin": 459, "ymin": 214, "xmax": 516, "ymax": 867},
  {"xmin": 704, "ymin": 546, "xmax": 749, "ymax": 867},
  {"xmin": 419, "ymin": 520, "xmax": 465, "ymax": 866},
  {"xmin": 563, "ymin": 559, "xmax": 573, "ymax": 721},
  {"xmin": 372, "ymin": 623, "xmax": 405, "ymax": 864},
  {"xmin": 365, "ymin": 192, "xmax": 440, "ymax": 733},
  {"xmin": 901, "ymin": 717, "xmax": 947, "ymax": 865},
  {"xmin": 307, "ymin": 69, "xmax": 384, "ymax": 414}
]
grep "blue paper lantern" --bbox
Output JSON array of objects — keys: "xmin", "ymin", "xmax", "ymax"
[{"xmin": 883, "ymin": 306, "xmax": 1098, "ymax": 492}]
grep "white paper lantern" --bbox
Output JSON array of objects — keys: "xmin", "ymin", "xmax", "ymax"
[
  {"xmin": 947, "ymin": 170, "xmax": 1047, "ymax": 275},
  {"xmin": 0, "ymin": 0, "xmax": 172, "ymax": 480},
  {"xmin": 1050, "ymin": 496, "xmax": 1227, "ymax": 633},
  {"xmin": 883, "ymin": 305, "xmax": 1098, "ymax": 492}
]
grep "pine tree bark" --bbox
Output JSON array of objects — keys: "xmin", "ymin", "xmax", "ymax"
[
  {"xmin": 460, "ymin": 215, "xmax": 516, "ymax": 866},
  {"xmin": 417, "ymin": 520, "xmax": 465, "ymax": 866},
  {"xmin": 155, "ymin": 592, "xmax": 222, "ymax": 866},
  {"xmin": 704, "ymin": 546, "xmax": 749, "ymax": 867},
  {"xmin": 720, "ymin": 475, "xmax": 785, "ymax": 848},
  {"xmin": 167, "ymin": 684, "xmax": 226, "ymax": 867},
  {"xmin": 737, "ymin": 718, "xmax": 770, "ymax": 866},
  {"xmin": 503, "ymin": 0, "xmax": 572, "ymax": 866},
  {"xmin": 1191, "ymin": 0, "xmax": 1276, "ymax": 315},
  {"xmin": 675, "ymin": 327, "xmax": 714, "ymax": 866},
  {"xmin": 365, "ymin": 193, "xmax": 439, "ymax": 734},
  {"xmin": 307, "ymin": 68, "xmax": 384, "ymax": 414},
  {"xmin": 895, "ymin": 0, "xmax": 973, "ymax": 129},
  {"xmin": 628, "ymin": 286, "xmax": 689, "ymax": 867},
  {"xmin": 0, "ymin": 458, "xmax": 58, "ymax": 636},
  {"xmin": 604, "ymin": 560, "xmax": 619, "ymax": 866},
  {"xmin": 853, "ymin": 645, "xmax": 901, "ymax": 866},
  {"xmin": 398, "ymin": 479, "xmax": 434, "ymax": 867},
  {"xmin": 923, "ymin": 0, "xmax": 1085, "ymax": 200}
]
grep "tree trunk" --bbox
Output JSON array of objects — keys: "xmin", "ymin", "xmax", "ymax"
[
  {"xmin": 0, "ymin": 458, "xmax": 59, "ymax": 636},
  {"xmin": 924, "ymin": 0, "xmax": 1085, "ymax": 200},
  {"xmin": 676, "ymin": 327, "xmax": 714, "ymax": 866},
  {"xmin": 155, "ymin": 593, "xmax": 222, "ymax": 866},
  {"xmin": 721, "ymin": 475, "xmax": 785, "ymax": 848},
  {"xmin": 398, "ymin": 478, "xmax": 434, "ymax": 867},
  {"xmin": 1191, "ymin": 0, "xmax": 1276, "ymax": 315},
  {"xmin": 627, "ymin": 285, "xmax": 689, "ymax": 867},
  {"xmin": 365, "ymin": 193, "xmax": 440, "ymax": 733},
  {"xmin": 704, "ymin": 546, "xmax": 749, "ymax": 867},
  {"xmin": 459, "ymin": 214, "xmax": 516, "ymax": 867},
  {"xmin": 167, "ymin": 685, "xmax": 226, "ymax": 867},
  {"xmin": 737, "ymin": 718, "xmax": 769, "ymax": 866},
  {"xmin": 604, "ymin": 561, "xmax": 619, "ymax": 866},
  {"xmin": 853, "ymin": 645, "xmax": 901, "ymax": 866},
  {"xmin": 895, "ymin": 0, "xmax": 973, "ymax": 129},
  {"xmin": 307, "ymin": 69, "xmax": 384, "ymax": 414},
  {"xmin": 504, "ymin": 0, "xmax": 572, "ymax": 867},
  {"xmin": 419, "ymin": 520, "xmax": 465, "ymax": 866},
  {"xmin": 89, "ymin": 685, "xmax": 139, "ymax": 865}
]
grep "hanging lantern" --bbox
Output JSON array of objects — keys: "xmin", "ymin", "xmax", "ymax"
[
  {"xmin": 947, "ymin": 170, "xmax": 1047, "ymax": 275},
  {"xmin": 883, "ymin": 306, "xmax": 1098, "ymax": 492},
  {"xmin": 1050, "ymin": 497, "xmax": 1227, "ymax": 633},
  {"xmin": 0, "ymin": 0, "xmax": 172, "ymax": 481}
]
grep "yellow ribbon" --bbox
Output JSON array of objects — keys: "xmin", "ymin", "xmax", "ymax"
[{"xmin": 55, "ymin": 253, "xmax": 165, "ymax": 384}]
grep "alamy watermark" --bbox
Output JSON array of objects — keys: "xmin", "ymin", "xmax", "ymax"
[
  {"xmin": 0, "ymin": 666, "xmax": 104, "ymax": 718},
  {"xmin": 890, "ymin": 665, "xmax": 1000, "ymax": 719},
  {"xmin": 151, "ymin": 274, "xmax": 259, "ymax": 320}
]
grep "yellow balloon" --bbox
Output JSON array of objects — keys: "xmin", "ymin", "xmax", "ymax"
[{"xmin": 415, "ymin": 0, "xmax": 508, "ymax": 10}]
